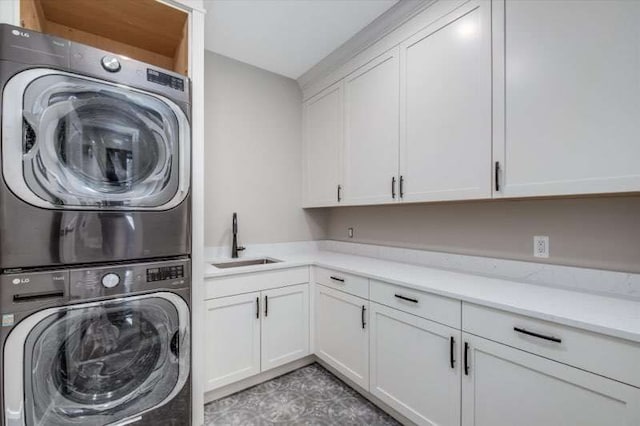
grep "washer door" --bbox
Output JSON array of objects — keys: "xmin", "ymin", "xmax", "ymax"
[
  {"xmin": 2, "ymin": 69, "xmax": 190, "ymax": 210},
  {"xmin": 3, "ymin": 292, "xmax": 190, "ymax": 426}
]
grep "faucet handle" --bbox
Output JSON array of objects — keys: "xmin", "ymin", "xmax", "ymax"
[{"xmin": 237, "ymin": 246, "xmax": 246, "ymax": 252}]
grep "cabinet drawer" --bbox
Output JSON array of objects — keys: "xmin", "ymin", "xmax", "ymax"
[
  {"xmin": 313, "ymin": 267, "xmax": 369, "ymax": 299},
  {"xmin": 206, "ymin": 267, "xmax": 309, "ymax": 299},
  {"xmin": 462, "ymin": 302, "xmax": 640, "ymax": 388},
  {"xmin": 370, "ymin": 280, "xmax": 461, "ymax": 329}
]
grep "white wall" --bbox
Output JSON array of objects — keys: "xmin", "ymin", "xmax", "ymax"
[{"xmin": 204, "ymin": 52, "xmax": 327, "ymax": 248}]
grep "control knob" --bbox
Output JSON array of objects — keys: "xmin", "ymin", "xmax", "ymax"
[
  {"xmin": 101, "ymin": 273, "xmax": 120, "ymax": 288},
  {"xmin": 101, "ymin": 55, "xmax": 121, "ymax": 72}
]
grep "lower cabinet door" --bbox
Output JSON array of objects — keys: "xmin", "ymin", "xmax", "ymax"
[
  {"xmin": 204, "ymin": 292, "xmax": 261, "ymax": 391},
  {"xmin": 462, "ymin": 333, "xmax": 640, "ymax": 426},
  {"xmin": 261, "ymin": 283, "xmax": 310, "ymax": 370},
  {"xmin": 369, "ymin": 302, "xmax": 461, "ymax": 426},
  {"xmin": 315, "ymin": 284, "xmax": 369, "ymax": 388}
]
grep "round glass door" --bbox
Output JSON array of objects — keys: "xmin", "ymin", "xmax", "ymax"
[
  {"xmin": 22, "ymin": 295, "xmax": 189, "ymax": 426},
  {"xmin": 2, "ymin": 69, "xmax": 190, "ymax": 210}
]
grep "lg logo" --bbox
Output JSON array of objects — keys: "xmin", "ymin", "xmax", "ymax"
[
  {"xmin": 11, "ymin": 29, "xmax": 29, "ymax": 38},
  {"xmin": 12, "ymin": 278, "xmax": 29, "ymax": 285}
]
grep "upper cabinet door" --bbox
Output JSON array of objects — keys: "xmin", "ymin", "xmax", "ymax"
[
  {"xmin": 303, "ymin": 82, "xmax": 343, "ymax": 207},
  {"xmin": 399, "ymin": 0, "xmax": 492, "ymax": 203},
  {"xmin": 343, "ymin": 48, "xmax": 400, "ymax": 205},
  {"xmin": 493, "ymin": 0, "xmax": 640, "ymax": 197}
]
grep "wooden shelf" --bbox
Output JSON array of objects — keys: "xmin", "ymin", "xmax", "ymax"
[{"xmin": 20, "ymin": 0, "xmax": 189, "ymax": 75}]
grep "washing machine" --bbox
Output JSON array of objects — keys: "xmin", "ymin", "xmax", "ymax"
[
  {"xmin": 1, "ymin": 258, "xmax": 191, "ymax": 425},
  {"xmin": 0, "ymin": 24, "xmax": 191, "ymax": 270}
]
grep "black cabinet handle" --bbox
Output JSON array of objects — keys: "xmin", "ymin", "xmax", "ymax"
[
  {"xmin": 330, "ymin": 276, "xmax": 345, "ymax": 283},
  {"xmin": 495, "ymin": 161, "xmax": 500, "ymax": 192},
  {"xmin": 264, "ymin": 295, "xmax": 268, "ymax": 317},
  {"xmin": 514, "ymin": 327, "xmax": 561, "ymax": 343},
  {"xmin": 391, "ymin": 176, "xmax": 396, "ymax": 199},
  {"xmin": 337, "ymin": 185, "xmax": 342, "ymax": 202},
  {"xmin": 464, "ymin": 341, "xmax": 470, "ymax": 375},
  {"xmin": 399, "ymin": 175, "xmax": 404, "ymax": 198},
  {"xmin": 394, "ymin": 294, "xmax": 418, "ymax": 303},
  {"xmin": 256, "ymin": 297, "xmax": 260, "ymax": 319},
  {"xmin": 361, "ymin": 305, "xmax": 366, "ymax": 329},
  {"xmin": 450, "ymin": 336, "xmax": 455, "ymax": 369}
]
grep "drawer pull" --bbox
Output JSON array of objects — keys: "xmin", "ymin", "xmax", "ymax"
[
  {"xmin": 514, "ymin": 327, "xmax": 562, "ymax": 344},
  {"xmin": 330, "ymin": 276, "xmax": 345, "ymax": 283},
  {"xmin": 394, "ymin": 294, "xmax": 418, "ymax": 303}
]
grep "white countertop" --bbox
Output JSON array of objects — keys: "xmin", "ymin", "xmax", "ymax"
[{"xmin": 204, "ymin": 250, "xmax": 640, "ymax": 344}]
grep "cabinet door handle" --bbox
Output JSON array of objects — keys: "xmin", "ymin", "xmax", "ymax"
[
  {"xmin": 450, "ymin": 336, "xmax": 455, "ymax": 369},
  {"xmin": 264, "ymin": 295, "xmax": 268, "ymax": 317},
  {"xmin": 464, "ymin": 341, "xmax": 470, "ymax": 375},
  {"xmin": 330, "ymin": 276, "xmax": 345, "ymax": 283},
  {"xmin": 256, "ymin": 297, "xmax": 260, "ymax": 319},
  {"xmin": 337, "ymin": 184, "xmax": 342, "ymax": 202},
  {"xmin": 394, "ymin": 294, "xmax": 418, "ymax": 303},
  {"xmin": 361, "ymin": 305, "xmax": 366, "ymax": 329},
  {"xmin": 391, "ymin": 176, "xmax": 396, "ymax": 199},
  {"xmin": 495, "ymin": 161, "xmax": 500, "ymax": 192},
  {"xmin": 399, "ymin": 175, "xmax": 404, "ymax": 198},
  {"xmin": 514, "ymin": 327, "xmax": 561, "ymax": 343}
]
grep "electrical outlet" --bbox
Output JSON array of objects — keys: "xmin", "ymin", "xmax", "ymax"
[
  {"xmin": 348, "ymin": 227, "xmax": 354, "ymax": 238},
  {"xmin": 533, "ymin": 236, "xmax": 549, "ymax": 258}
]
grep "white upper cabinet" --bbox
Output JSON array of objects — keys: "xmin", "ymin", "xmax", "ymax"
[
  {"xmin": 343, "ymin": 48, "xmax": 400, "ymax": 205},
  {"xmin": 399, "ymin": 0, "xmax": 492, "ymax": 202},
  {"xmin": 493, "ymin": 0, "xmax": 640, "ymax": 197},
  {"xmin": 303, "ymin": 82, "xmax": 343, "ymax": 207}
]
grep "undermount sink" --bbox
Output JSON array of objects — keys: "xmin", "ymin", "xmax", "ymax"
[{"xmin": 211, "ymin": 258, "xmax": 282, "ymax": 269}]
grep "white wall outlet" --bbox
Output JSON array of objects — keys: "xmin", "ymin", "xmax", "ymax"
[
  {"xmin": 533, "ymin": 236, "xmax": 549, "ymax": 258},
  {"xmin": 348, "ymin": 227, "xmax": 354, "ymax": 238}
]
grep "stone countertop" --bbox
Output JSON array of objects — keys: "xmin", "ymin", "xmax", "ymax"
[{"xmin": 204, "ymin": 250, "xmax": 640, "ymax": 344}]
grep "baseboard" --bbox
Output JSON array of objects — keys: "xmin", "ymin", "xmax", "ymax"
[
  {"xmin": 315, "ymin": 358, "xmax": 417, "ymax": 426},
  {"xmin": 203, "ymin": 355, "xmax": 316, "ymax": 404}
]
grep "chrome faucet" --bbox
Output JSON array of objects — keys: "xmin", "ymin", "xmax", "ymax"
[{"xmin": 232, "ymin": 212, "xmax": 245, "ymax": 258}]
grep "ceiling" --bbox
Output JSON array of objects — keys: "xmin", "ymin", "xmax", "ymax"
[{"xmin": 203, "ymin": 0, "xmax": 398, "ymax": 79}]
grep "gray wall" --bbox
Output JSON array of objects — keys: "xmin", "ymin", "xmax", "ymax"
[
  {"xmin": 326, "ymin": 196, "xmax": 640, "ymax": 273},
  {"xmin": 204, "ymin": 52, "xmax": 327, "ymax": 247}
]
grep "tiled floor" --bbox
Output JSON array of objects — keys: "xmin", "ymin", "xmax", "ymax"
[{"xmin": 204, "ymin": 363, "xmax": 400, "ymax": 425}]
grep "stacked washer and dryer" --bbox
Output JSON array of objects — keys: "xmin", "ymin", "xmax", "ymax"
[{"xmin": 0, "ymin": 25, "xmax": 192, "ymax": 426}]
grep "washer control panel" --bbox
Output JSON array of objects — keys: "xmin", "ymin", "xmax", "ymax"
[{"xmin": 146, "ymin": 265, "xmax": 185, "ymax": 282}]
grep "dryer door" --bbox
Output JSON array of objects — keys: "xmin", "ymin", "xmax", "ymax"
[
  {"xmin": 2, "ymin": 292, "xmax": 190, "ymax": 426},
  {"xmin": 2, "ymin": 68, "xmax": 190, "ymax": 210}
]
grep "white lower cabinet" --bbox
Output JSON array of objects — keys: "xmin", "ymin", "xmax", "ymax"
[
  {"xmin": 369, "ymin": 302, "xmax": 461, "ymax": 426},
  {"xmin": 314, "ymin": 284, "xmax": 369, "ymax": 389},
  {"xmin": 204, "ymin": 292, "xmax": 261, "ymax": 390},
  {"xmin": 204, "ymin": 284, "xmax": 310, "ymax": 392},
  {"xmin": 461, "ymin": 332, "xmax": 640, "ymax": 426},
  {"xmin": 261, "ymin": 284, "xmax": 310, "ymax": 371}
]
